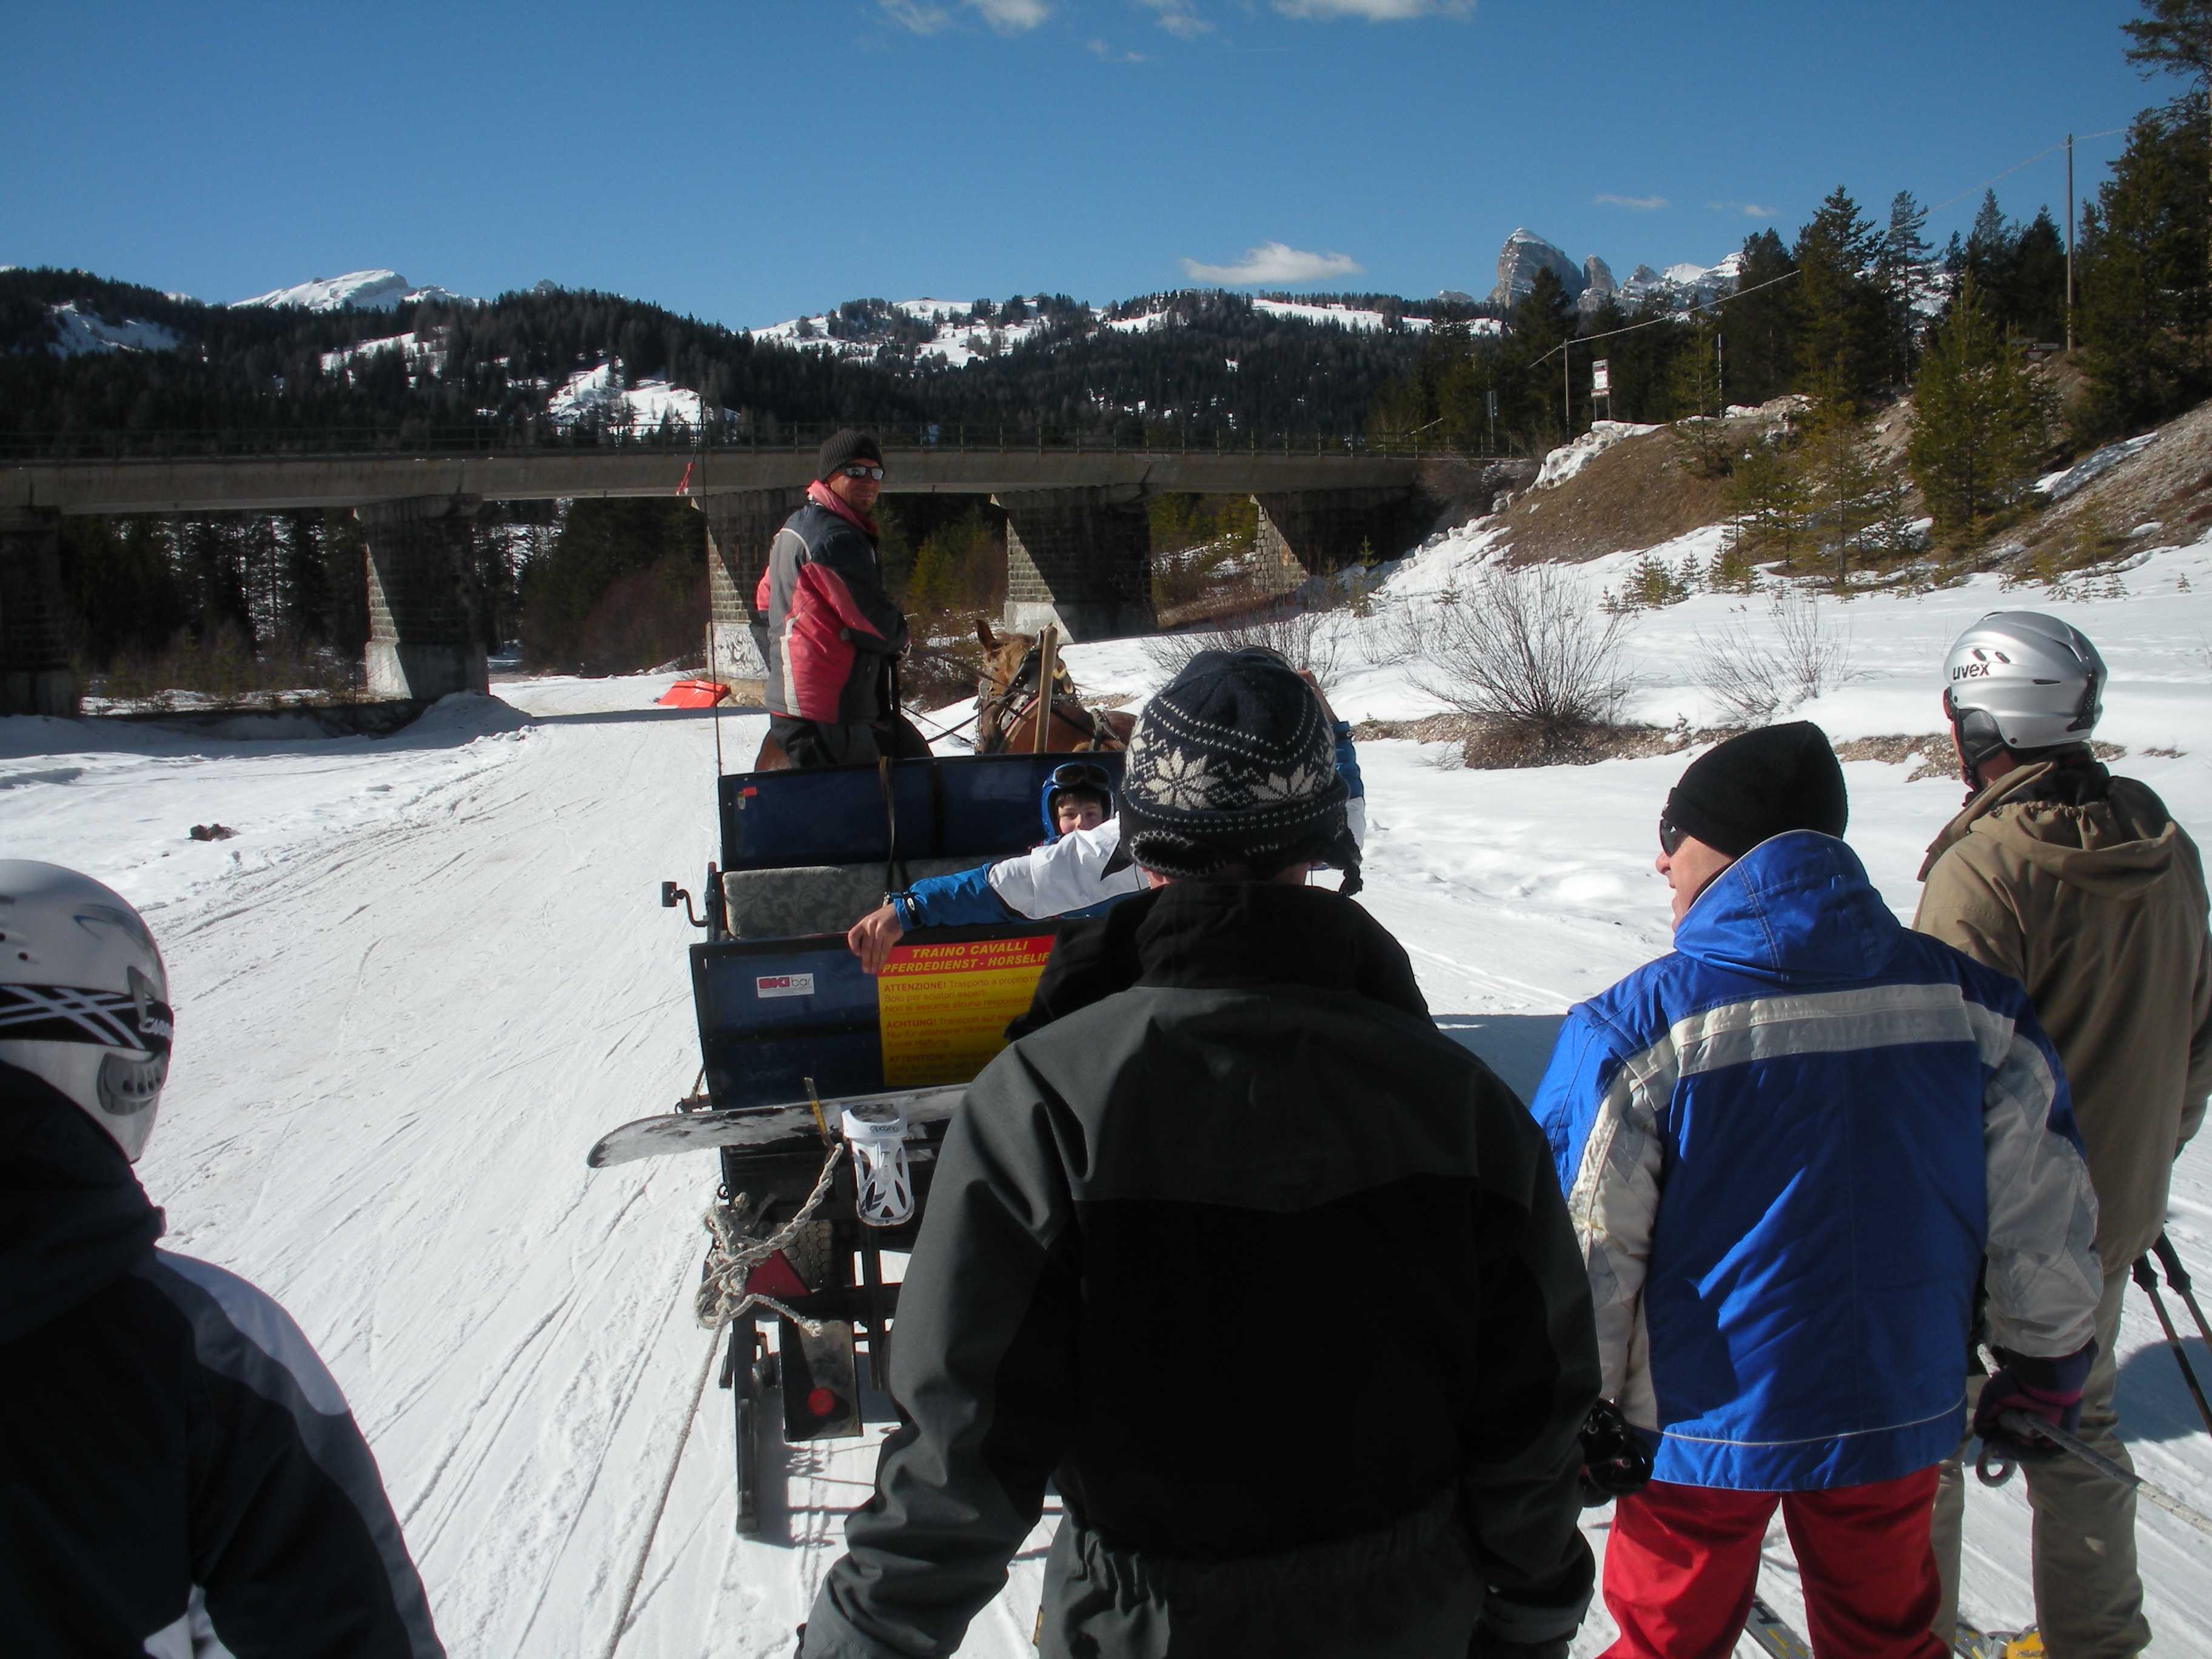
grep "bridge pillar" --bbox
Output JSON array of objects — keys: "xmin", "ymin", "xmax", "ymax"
[
  {"xmin": 357, "ymin": 495, "xmax": 486, "ymax": 700},
  {"xmin": 0, "ymin": 507, "xmax": 79, "ymax": 717},
  {"xmin": 697, "ymin": 488, "xmax": 802, "ymax": 680},
  {"xmin": 1253, "ymin": 488, "xmax": 1428, "ymax": 588},
  {"xmin": 996, "ymin": 487, "xmax": 1155, "ymax": 643}
]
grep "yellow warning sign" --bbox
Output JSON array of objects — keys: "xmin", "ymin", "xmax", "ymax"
[{"xmin": 877, "ymin": 933, "xmax": 1056, "ymax": 1087}]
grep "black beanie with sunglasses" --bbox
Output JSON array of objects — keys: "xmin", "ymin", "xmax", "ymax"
[
  {"xmin": 816, "ymin": 428, "xmax": 883, "ymax": 481},
  {"xmin": 1662, "ymin": 721, "xmax": 1848, "ymax": 859}
]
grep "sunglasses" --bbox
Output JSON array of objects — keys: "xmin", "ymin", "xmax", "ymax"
[
  {"xmin": 839, "ymin": 463, "xmax": 885, "ymax": 480},
  {"xmin": 1658, "ymin": 816, "xmax": 1689, "ymax": 858}
]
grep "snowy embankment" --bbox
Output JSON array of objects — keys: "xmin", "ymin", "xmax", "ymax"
[{"xmin": 4, "ymin": 528, "xmax": 2210, "ymax": 1656}]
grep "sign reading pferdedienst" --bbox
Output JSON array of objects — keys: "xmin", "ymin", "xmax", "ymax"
[{"xmin": 876, "ymin": 933, "xmax": 1056, "ymax": 1087}]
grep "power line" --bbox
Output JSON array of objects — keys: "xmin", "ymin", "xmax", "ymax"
[
  {"xmin": 1523, "ymin": 124, "xmax": 2134, "ymax": 371},
  {"xmin": 1926, "ymin": 127, "xmax": 2128, "ymax": 217}
]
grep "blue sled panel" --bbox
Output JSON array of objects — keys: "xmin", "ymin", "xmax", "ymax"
[
  {"xmin": 689, "ymin": 920, "xmax": 1063, "ymax": 1111},
  {"xmin": 719, "ymin": 752, "xmax": 1124, "ymax": 873}
]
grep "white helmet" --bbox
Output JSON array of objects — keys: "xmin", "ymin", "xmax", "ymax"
[
  {"xmin": 1942, "ymin": 611, "xmax": 2105, "ymax": 781},
  {"xmin": 0, "ymin": 862, "xmax": 172, "ymax": 1161}
]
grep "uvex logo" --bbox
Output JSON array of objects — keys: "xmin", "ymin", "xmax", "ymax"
[{"xmin": 1951, "ymin": 663, "xmax": 1992, "ymax": 679}]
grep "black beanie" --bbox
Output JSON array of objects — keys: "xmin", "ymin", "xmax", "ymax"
[
  {"xmin": 816, "ymin": 428, "xmax": 883, "ymax": 481},
  {"xmin": 1663, "ymin": 721, "xmax": 1848, "ymax": 859},
  {"xmin": 1114, "ymin": 648, "xmax": 1359, "ymax": 893}
]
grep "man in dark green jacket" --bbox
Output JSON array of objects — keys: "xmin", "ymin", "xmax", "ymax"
[{"xmin": 801, "ymin": 648, "xmax": 1600, "ymax": 1659}]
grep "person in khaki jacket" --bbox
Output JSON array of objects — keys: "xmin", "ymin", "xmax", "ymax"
[{"xmin": 1915, "ymin": 611, "xmax": 2212, "ymax": 1659}]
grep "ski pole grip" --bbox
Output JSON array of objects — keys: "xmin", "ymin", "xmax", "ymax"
[
  {"xmin": 2154, "ymin": 1233, "xmax": 2193, "ymax": 1293},
  {"xmin": 2134, "ymin": 1254, "xmax": 2160, "ymax": 1292}
]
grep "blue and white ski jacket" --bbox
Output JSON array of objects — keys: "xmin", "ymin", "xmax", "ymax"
[
  {"xmin": 1532, "ymin": 832, "xmax": 2102, "ymax": 1492},
  {"xmin": 894, "ymin": 724, "xmax": 1366, "ymax": 929}
]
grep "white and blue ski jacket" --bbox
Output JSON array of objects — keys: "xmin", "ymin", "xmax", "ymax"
[
  {"xmin": 893, "ymin": 724, "xmax": 1366, "ymax": 928},
  {"xmin": 1532, "ymin": 831, "xmax": 2102, "ymax": 1493}
]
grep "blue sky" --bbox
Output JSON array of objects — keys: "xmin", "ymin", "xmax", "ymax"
[{"xmin": 1, "ymin": 2, "xmax": 2170, "ymax": 327}]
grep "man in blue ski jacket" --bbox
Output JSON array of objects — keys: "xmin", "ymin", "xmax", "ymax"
[
  {"xmin": 1530, "ymin": 723, "xmax": 2102, "ymax": 1659},
  {"xmin": 844, "ymin": 669, "xmax": 1365, "ymax": 973}
]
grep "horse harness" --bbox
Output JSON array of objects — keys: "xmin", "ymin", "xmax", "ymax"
[{"xmin": 976, "ymin": 646, "xmax": 1125, "ymax": 755}]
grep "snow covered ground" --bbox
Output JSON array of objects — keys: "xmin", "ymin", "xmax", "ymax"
[{"xmin": 5, "ymin": 528, "xmax": 2210, "ymax": 1656}]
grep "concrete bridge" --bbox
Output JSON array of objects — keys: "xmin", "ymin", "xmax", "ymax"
[{"xmin": 2, "ymin": 444, "xmax": 1524, "ymax": 714}]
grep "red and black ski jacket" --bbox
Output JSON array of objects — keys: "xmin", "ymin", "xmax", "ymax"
[
  {"xmin": 756, "ymin": 484, "xmax": 910, "ymax": 726},
  {"xmin": 0, "ymin": 1070, "xmax": 444, "ymax": 1658}
]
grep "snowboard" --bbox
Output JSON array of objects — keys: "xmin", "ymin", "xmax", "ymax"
[{"xmin": 588, "ymin": 1083, "xmax": 966, "ymax": 1168}]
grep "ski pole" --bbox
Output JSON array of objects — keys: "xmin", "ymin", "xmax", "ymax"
[
  {"xmin": 1987, "ymin": 1410, "xmax": 2212, "ymax": 1538},
  {"xmin": 2133, "ymin": 1252, "xmax": 2212, "ymax": 1436},
  {"xmin": 2152, "ymin": 1232, "xmax": 2212, "ymax": 1346}
]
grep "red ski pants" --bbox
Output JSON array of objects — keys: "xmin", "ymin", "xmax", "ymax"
[{"xmin": 1601, "ymin": 1469, "xmax": 1946, "ymax": 1659}]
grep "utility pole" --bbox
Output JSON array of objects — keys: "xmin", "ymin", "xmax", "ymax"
[
  {"xmin": 1563, "ymin": 338, "xmax": 1572, "ymax": 436},
  {"xmin": 2066, "ymin": 132, "xmax": 2077, "ymax": 355},
  {"xmin": 1716, "ymin": 331, "xmax": 1726, "ymax": 415}
]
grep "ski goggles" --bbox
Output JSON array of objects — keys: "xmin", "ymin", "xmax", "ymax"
[
  {"xmin": 0, "ymin": 979, "xmax": 173, "ymax": 1057},
  {"xmin": 1049, "ymin": 762, "xmax": 1113, "ymax": 795}
]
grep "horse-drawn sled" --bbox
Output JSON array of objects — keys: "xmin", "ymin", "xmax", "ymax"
[{"xmin": 589, "ymin": 737, "xmax": 1124, "ymax": 1532}]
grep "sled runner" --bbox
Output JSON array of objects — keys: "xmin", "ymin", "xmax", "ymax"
[{"xmin": 600, "ymin": 748, "xmax": 1121, "ymax": 1534}]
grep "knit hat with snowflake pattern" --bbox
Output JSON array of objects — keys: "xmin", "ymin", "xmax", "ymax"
[{"xmin": 1114, "ymin": 647, "xmax": 1359, "ymax": 894}]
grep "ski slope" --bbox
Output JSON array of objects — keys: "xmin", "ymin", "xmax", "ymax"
[{"xmin": 5, "ymin": 537, "xmax": 2211, "ymax": 1657}]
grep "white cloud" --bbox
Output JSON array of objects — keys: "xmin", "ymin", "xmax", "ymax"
[
  {"xmin": 1087, "ymin": 36, "xmax": 1148, "ymax": 59},
  {"xmin": 1181, "ymin": 241, "xmax": 1365, "ymax": 284},
  {"xmin": 1707, "ymin": 200, "xmax": 1777, "ymax": 219},
  {"xmin": 1595, "ymin": 193, "xmax": 1668, "ymax": 211},
  {"xmin": 967, "ymin": 0, "xmax": 1051, "ymax": 30},
  {"xmin": 879, "ymin": 0, "xmax": 953, "ymax": 32},
  {"xmin": 1272, "ymin": 0, "xmax": 1473, "ymax": 20},
  {"xmin": 1139, "ymin": 0, "xmax": 1215, "ymax": 35}
]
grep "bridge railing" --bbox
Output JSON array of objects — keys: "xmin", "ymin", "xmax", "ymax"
[{"xmin": 1, "ymin": 418, "xmax": 1511, "ymax": 464}]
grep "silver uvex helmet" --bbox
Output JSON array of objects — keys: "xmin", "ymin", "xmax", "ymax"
[
  {"xmin": 1941, "ymin": 611, "xmax": 2106, "ymax": 780},
  {"xmin": 0, "ymin": 861, "xmax": 173, "ymax": 1161}
]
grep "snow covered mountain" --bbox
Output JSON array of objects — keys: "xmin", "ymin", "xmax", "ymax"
[
  {"xmin": 232, "ymin": 269, "xmax": 469, "ymax": 311},
  {"xmin": 1490, "ymin": 229, "xmax": 1743, "ymax": 315},
  {"xmin": 43, "ymin": 301, "xmax": 182, "ymax": 357},
  {"xmin": 746, "ymin": 292, "xmax": 1453, "ymax": 366}
]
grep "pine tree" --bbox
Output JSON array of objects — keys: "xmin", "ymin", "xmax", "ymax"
[
  {"xmin": 1726, "ymin": 434, "xmax": 1811, "ymax": 572},
  {"xmin": 1792, "ymin": 187, "xmax": 1890, "ymax": 412},
  {"xmin": 1906, "ymin": 275, "xmax": 2056, "ymax": 531},
  {"xmin": 2076, "ymin": 96, "xmax": 2212, "ymax": 437},
  {"xmin": 1669, "ymin": 314, "xmax": 1733, "ymax": 477},
  {"xmin": 1875, "ymin": 190, "xmax": 1933, "ymax": 383},
  {"xmin": 1721, "ymin": 230, "xmax": 1800, "ymax": 406},
  {"xmin": 2123, "ymin": 0, "xmax": 2212, "ymax": 281}
]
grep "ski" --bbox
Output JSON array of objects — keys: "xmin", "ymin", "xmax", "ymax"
[
  {"xmin": 587, "ymin": 1084, "xmax": 965, "ymax": 1168},
  {"xmin": 1744, "ymin": 1597, "xmax": 1812, "ymax": 1659}
]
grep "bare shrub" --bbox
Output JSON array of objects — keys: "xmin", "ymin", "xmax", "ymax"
[
  {"xmin": 90, "ymin": 624, "xmax": 366, "ymax": 710},
  {"xmin": 1410, "ymin": 565, "xmax": 1632, "ymax": 736},
  {"xmin": 1143, "ymin": 583, "xmax": 1344, "ymax": 689},
  {"xmin": 1694, "ymin": 591, "xmax": 1862, "ymax": 725}
]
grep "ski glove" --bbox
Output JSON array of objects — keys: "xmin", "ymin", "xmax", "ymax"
[
  {"xmin": 1972, "ymin": 1342, "xmax": 2094, "ymax": 1464},
  {"xmin": 1576, "ymin": 1399, "xmax": 1654, "ymax": 1507}
]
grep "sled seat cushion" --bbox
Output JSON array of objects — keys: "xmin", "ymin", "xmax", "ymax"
[{"xmin": 722, "ymin": 857, "xmax": 980, "ymax": 940}]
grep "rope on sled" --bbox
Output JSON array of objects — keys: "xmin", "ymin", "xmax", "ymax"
[
  {"xmin": 695, "ymin": 1141, "xmax": 844, "ymax": 1335},
  {"xmin": 602, "ymin": 1142, "xmax": 844, "ymax": 1657}
]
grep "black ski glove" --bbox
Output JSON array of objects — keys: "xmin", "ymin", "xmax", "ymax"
[
  {"xmin": 1577, "ymin": 1398, "xmax": 1654, "ymax": 1506},
  {"xmin": 1973, "ymin": 1342, "xmax": 2093, "ymax": 1464}
]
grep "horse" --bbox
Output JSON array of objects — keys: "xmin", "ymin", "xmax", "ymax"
[
  {"xmin": 973, "ymin": 620, "xmax": 1135, "ymax": 756},
  {"xmin": 746, "ymin": 623, "xmax": 1130, "ymax": 770}
]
